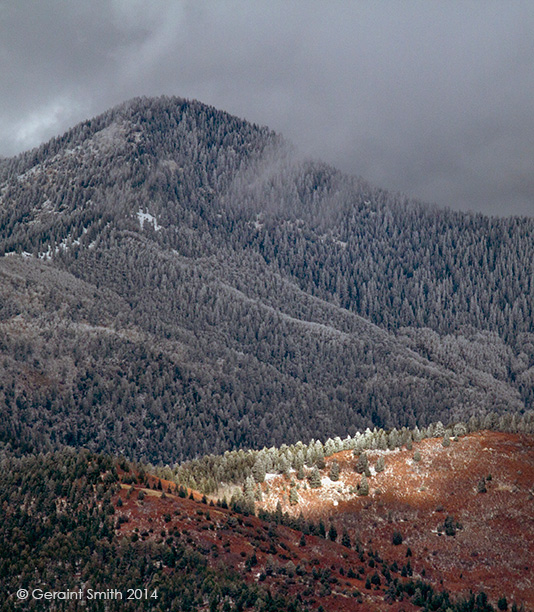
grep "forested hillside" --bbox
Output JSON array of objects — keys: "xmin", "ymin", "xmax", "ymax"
[
  {"xmin": 2, "ymin": 444, "xmax": 526, "ymax": 612},
  {"xmin": 0, "ymin": 96, "xmax": 533, "ymax": 462},
  {"xmin": 0, "ymin": 449, "xmax": 307, "ymax": 612}
]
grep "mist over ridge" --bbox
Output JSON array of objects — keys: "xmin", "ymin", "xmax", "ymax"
[{"xmin": 1, "ymin": 2, "xmax": 534, "ymax": 216}]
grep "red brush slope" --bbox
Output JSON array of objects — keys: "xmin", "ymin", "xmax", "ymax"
[
  {"xmin": 258, "ymin": 431, "xmax": 534, "ymax": 609},
  {"xmin": 113, "ymin": 431, "xmax": 533, "ymax": 611}
]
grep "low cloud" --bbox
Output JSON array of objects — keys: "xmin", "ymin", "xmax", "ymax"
[{"xmin": 1, "ymin": 1, "xmax": 533, "ymax": 216}]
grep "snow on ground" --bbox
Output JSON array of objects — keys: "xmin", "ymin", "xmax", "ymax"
[
  {"xmin": 333, "ymin": 239, "xmax": 348, "ymax": 248},
  {"xmin": 137, "ymin": 209, "xmax": 162, "ymax": 231}
]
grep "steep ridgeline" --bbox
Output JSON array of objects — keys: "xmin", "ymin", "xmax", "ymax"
[{"xmin": 0, "ymin": 96, "xmax": 533, "ymax": 462}]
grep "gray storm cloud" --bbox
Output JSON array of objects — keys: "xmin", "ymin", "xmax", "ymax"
[{"xmin": 1, "ymin": 0, "xmax": 533, "ymax": 216}]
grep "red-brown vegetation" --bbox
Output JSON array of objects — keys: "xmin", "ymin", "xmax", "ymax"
[{"xmin": 114, "ymin": 431, "xmax": 534, "ymax": 611}]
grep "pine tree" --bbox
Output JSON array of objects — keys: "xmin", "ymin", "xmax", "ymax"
[
  {"xmin": 315, "ymin": 442, "xmax": 326, "ymax": 469},
  {"xmin": 242, "ymin": 475, "xmax": 256, "ymax": 513},
  {"xmin": 434, "ymin": 421, "xmax": 445, "ymax": 437},
  {"xmin": 358, "ymin": 474, "xmax": 369, "ymax": 496},
  {"xmin": 375, "ymin": 456, "xmax": 385, "ymax": 473},
  {"xmin": 387, "ymin": 429, "xmax": 399, "ymax": 450},
  {"xmin": 329, "ymin": 460, "xmax": 340, "ymax": 481},
  {"xmin": 328, "ymin": 524, "xmax": 338, "ymax": 542},
  {"xmin": 252, "ymin": 457, "xmax": 266, "ymax": 483},
  {"xmin": 355, "ymin": 452, "xmax": 368, "ymax": 474},
  {"xmin": 289, "ymin": 486, "xmax": 299, "ymax": 506},
  {"xmin": 309, "ymin": 466, "xmax": 322, "ymax": 488}
]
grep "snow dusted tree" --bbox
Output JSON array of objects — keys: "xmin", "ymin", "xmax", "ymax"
[
  {"xmin": 305, "ymin": 444, "xmax": 316, "ymax": 467},
  {"xmin": 434, "ymin": 421, "xmax": 445, "ymax": 437},
  {"xmin": 309, "ymin": 466, "xmax": 322, "ymax": 488},
  {"xmin": 243, "ymin": 475, "xmax": 256, "ymax": 510},
  {"xmin": 375, "ymin": 456, "xmax": 385, "ymax": 473},
  {"xmin": 329, "ymin": 460, "xmax": 340, "ymax": 481},
  {"xmin": 315, "ymin": 441, "xmax": 326, "ymax": 469},
  {"xmin": 352, "ymin": 434, "xmax": 365, "ymax": 454},
  {"xmin": 453, "ymin": 422, "xmax": 467, "ymax": 437},
  {"xmin": 278, "ymin": 454, "xmax": 290, "ymax": 475},
  {"xmin": 387, "ymin": 429, "xmax": 400, "ymax": 450},
  {"xmin": 293, "ymin": 449, "xmax": 305, "ymax": 472},
  {"xmin": 358, "ymin": 474, "xmax": 369, "ymax": 496},
  {"xmin": 252, "ymin": 455, "xmax": 266, "ymax": 483},
  {"xmin": 468, "ymin": 415, "xmax": 480, "ymax": 433},
  {"xmin": 355, "ymin": 452, "xmax": 368, "ymax": 474},
  {"xmin": 324, "ymin": 438, "xmax": 336, "ymax": 457}
]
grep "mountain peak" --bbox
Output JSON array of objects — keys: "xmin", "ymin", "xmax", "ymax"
[{"xmin": 0, "ymin": 96, "xmax": 533, "ymax": 465}]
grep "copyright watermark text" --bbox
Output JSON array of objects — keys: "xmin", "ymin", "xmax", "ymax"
[{"xmin": 16, "ymin": 588, "xmax": 158, "ymax": 601}]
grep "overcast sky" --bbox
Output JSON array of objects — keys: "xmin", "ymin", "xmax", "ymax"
[{"xmin": 1, "ymin": 1, "xmax": 533, "ymax": 217}]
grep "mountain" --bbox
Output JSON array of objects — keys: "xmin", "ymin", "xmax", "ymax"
[{"xmin": 1, "ymin": 95, "xmax": 533, "ymax": 463}]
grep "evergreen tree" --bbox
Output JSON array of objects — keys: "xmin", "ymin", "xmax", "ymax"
[
  {"xmin": 355, "ymin": 452, "xmax": 368, "ymax": 474},
  {"xmin": 328, "ymin": 524, "xmax": 338, "ymax": 542},
  {"xmin": 315, "ymin": 442, "xmax": 326, "ymax": 469},
  {"xmin": 329, "ymin": 460, "xmax": 340, "ymax": 481},
  {"xmin": 375, "ymin": 456, "xmax": 385, "ymax": 473},
  {"xmin": 309, "ymin": 466, "xmax": 322, "ymax": 488},
  {"xmin": 252, "ymin": 457, "xmax": 266, "ymax": 483},
  {"xmin": 358, "ymin": 474, "xmax": 369, "ymax": 496}
]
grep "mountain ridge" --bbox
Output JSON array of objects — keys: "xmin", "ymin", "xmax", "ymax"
[{"xmin": 0, "ymin": 95, "xmax": 532, "ymax": 462}]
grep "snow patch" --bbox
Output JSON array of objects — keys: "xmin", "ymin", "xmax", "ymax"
[
  {"xmin": 334, "ymin": 239, "xmax": 348, "ymax": 248},
  {"xmin": 252, "ymin": 215, "xmax": 264, "ymax": 230},
  {"xmin": 36, "ymin": 228, "xmax": 88, "ymax": 260},
  {"xmin": 137, "ymin": 209, "xmax": 162, "ymax": 231}
]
